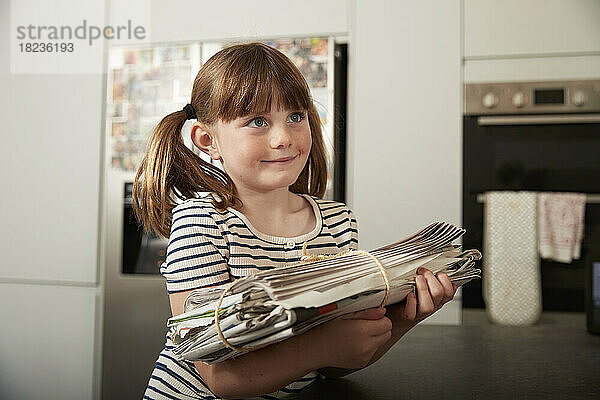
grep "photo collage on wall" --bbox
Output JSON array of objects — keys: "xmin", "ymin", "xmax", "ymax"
[{"xmin": 107, "ymin": 44, "xmax": 200, "ymax": 172}]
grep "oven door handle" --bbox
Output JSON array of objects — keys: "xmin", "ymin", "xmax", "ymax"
[{"xmin": 477, "ymin": 114, "xmax": 600, "ymax": 126}]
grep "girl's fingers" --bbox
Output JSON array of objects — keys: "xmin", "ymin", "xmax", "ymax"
[
  {"xmin": 415, "ymin": 274, "xmax": 434, "ymax": 315},
  {"xmin": 372, "ymin": 316, "xmax": 393, "ymax": 336},
  {"xmin": 404, "ymin": 292, "xmax": 417, "ymax": 320},
  {"xmin": 372, "ymin": 329, "xmax": 393, "ymax": 347},
  {"xmin": 436, "ymin": 272, "xmax": 455, "ymax": 302},
  {"xmin": 419, "ymin": 268, "xmax": 445, "ymax": 308}
]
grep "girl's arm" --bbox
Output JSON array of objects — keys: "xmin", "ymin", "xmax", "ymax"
[
  {"xmin": 319, "ymin": 268, "xmax": 458, "ymax": 379},
  {"xmin": 170, "ymin": 291, "xmax": 392, "ymax": 399}
]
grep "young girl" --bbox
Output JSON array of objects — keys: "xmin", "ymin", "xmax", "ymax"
[{"xmin": 134, "ymin": 42, "xmax": 457, "ymax": 400}]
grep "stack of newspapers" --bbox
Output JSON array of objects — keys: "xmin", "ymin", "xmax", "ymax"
[{"xmin": 168, "ymin": 222, "xmax": 482, "ymax": 364}]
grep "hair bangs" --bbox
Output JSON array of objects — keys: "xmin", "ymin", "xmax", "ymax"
[{"xmin": 211, "ymin": 44, "xmax": 312, "ymax": 123}]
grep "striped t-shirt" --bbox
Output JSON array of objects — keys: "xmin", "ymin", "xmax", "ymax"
[{"xmin": 144, "ymin": 192, "xmax": 358, "ymax": 400}]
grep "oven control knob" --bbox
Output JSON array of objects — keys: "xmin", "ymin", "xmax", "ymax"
[
  {"xmin": 512, "ymin": 91, "xmax": 526, "ymax": 108},
  {"xmin": 482, "ymin": 92, "xmax": 499, "ymax": 109},
  {"xmin": 572, "ymin": 90, "xmax": 587, "ymax": 107}
]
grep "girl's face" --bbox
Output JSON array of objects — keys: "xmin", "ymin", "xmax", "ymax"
[{"xmin": 195, "ymin": 103, "xmax": 312, "ymax": 194}]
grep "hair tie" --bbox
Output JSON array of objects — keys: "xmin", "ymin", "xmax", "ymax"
[{"xmin": 183, "ymin": 103, "xmax": 197, "ymax": 120}]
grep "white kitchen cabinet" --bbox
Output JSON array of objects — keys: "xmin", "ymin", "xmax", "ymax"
[
  {"xmin": 348, "ymin": 0, "xmax": 462, "ymax": 324},
  {"xmin": 463, "ymin": 55, "xmax": 600, "ymax": 83},
  {"xmin": 0, "ymin": 283, "xmax": 98, "ymax": 400},
  {"xmin": 465, "ymin": 0, "xmax": 600, "ymax": 58},
  {"xmin": 149, "ymin": 0, "xmax": 349, "ymax": 44},
  {"xmin": 0, "ymin": 62, "xmax": 103, "ymax": 285}
]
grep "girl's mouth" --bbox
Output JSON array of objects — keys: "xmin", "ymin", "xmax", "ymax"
[{"xmin": 262, "ymin": 154, "xmax": 298, "ymax": 164}]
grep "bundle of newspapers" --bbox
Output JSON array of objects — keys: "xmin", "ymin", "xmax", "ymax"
[{"xmin": 168, "ymin": 221, "xmax": 482, "ymax": 364}]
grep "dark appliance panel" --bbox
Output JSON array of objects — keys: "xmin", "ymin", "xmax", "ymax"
[
  {"xmin": 122, "ymin": 182, "xmax": 167, "ymax": 275},
  {"xmin": 463, "ymin": 80, "xmax": 600, "ymax": 311}
]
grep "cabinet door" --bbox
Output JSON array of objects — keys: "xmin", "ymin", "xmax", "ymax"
[
  {"xmin": 351, "ymin": 0, "xmax": 462, "ymax": 248},
  {"xmin": 0, "ymin": 284, "xmax": 98, "ymax": 400},
  {"xmin": 0, "ymin": 72, "xmax": 102, "ymax": 283},
  {"xmin": 465, "ymin": 0, "xmax": 600, "ymax": 58}
]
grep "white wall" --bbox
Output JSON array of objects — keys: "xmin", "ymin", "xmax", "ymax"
[{"xmin": 347, "ymin": 0, "xmax": 462, "ymax": 247}]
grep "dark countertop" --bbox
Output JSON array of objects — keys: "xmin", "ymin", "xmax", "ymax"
[{"xmin": 298, "ymin": 310, "xmax": 600, "ymax": 400}]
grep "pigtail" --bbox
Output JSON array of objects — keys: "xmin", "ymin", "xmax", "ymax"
[{"xmin": 132, "ymin": 109, "xmax": 235, "ymax": 238}]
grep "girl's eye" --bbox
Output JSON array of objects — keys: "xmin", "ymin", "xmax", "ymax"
[
  {"xmin": 245, "ymin": 112, "xmax": 306, "ymax": 127},
  {"xmin": 247, "ymin": 117, "xmax": 267, "ymax": 128},
  {"xmin": 288, "ymin": 111, "xmax": 306, "ymax": 123}
]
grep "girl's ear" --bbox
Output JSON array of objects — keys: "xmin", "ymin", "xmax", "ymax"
[{"xmin": 190, "ymin": 123, "xmax": 222, "ymax": 161}]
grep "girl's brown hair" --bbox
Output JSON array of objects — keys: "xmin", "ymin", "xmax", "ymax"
[{"xmin": 133, "ymin": 42, "xmax": 328, "ymax": 238}]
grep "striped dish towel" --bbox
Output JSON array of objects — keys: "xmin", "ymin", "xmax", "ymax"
[
  {"xmin": 483, "ymin": 191, "xmax": 541, "ymax": 325},
  {"xmin": 537, "ymin": 192, "xmax": 586, "ymax": 263}
]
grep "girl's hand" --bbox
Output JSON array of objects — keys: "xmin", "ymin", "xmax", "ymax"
[
  {"xmin": 309, "ymin": 307, "xmax": 392, "ymax": 370},
  {"xmin": 388, "ymin": 268, "xmax": 458, "ymax": 325}
]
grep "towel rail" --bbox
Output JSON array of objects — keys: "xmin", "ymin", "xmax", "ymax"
[{"xmin": 476, "ymin": 193, "xmax": 600, "ymax": 204}]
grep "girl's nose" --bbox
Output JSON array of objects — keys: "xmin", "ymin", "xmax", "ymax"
[{"xmin": 269, "ymin": 126, "xmax": 292, "ymax": 148}]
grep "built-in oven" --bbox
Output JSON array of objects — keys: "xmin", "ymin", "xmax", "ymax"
[
  {"xmin": 462, "ymin": 79, "xmax": 600, "ymax": 312},
  {"xmin": 122, "ymin": 182, "xmax": 168, "ymax": 275}
]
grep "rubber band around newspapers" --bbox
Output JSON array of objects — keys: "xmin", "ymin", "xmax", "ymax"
[
  {"xmin": 213, "ymin": 244, "xmax": 391, "ymax": 352},
  {"xmin": 299, "ymin": 242, "xmax": 391, "ymax": 307}
]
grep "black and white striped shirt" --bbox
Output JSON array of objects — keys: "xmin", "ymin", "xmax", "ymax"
[{"xmin": 144, "ymin": 192, "xmax": 359, "ymax": 400}]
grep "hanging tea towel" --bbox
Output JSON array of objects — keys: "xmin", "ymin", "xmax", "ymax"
[
  {"xmin": 538, "ymin": 192, "xmax": 586, "ymax": 263},
  {"xmin": 483, "ymin": 191, "xmax": 541, "ymax": 325}
]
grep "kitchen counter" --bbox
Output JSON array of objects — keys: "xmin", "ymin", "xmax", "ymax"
[{"xmin": 298, "ymin": 310, "xmax": 600, "ymax": 399}]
